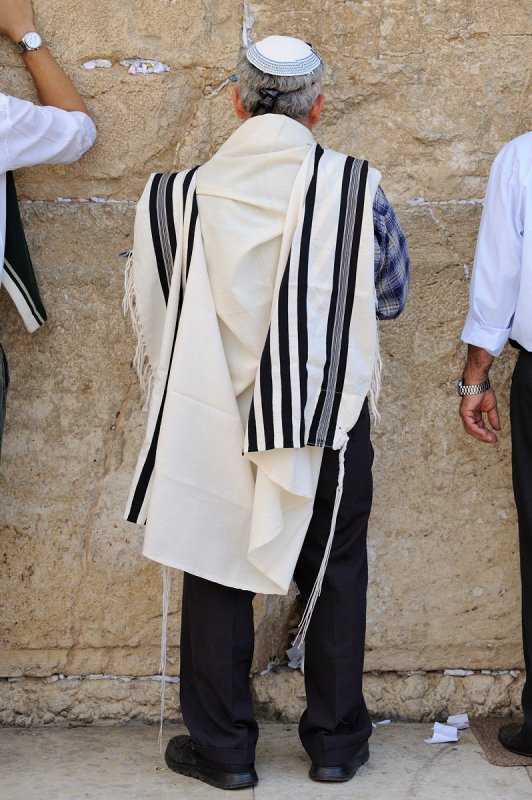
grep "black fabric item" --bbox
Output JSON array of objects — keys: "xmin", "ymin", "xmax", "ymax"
[
  {"xmin": 252, "ymin": 89, "xmax": 281, "ymax": 115},
  {"xmin": 510, "ymin": 350, "xmax": 532, "ymax": 733},
  {"xmin": 179, "ymin": 573, "xmax": 258, "ymax": 765},
  {"xmin": 165, "ymin": 735, "xmax": 258, "ymax": 789},
  {"xmin": 3, "ymin": 171, "xmax": 46, "ymax": 327},
  {"xmin": 0, "ymin": 344, "xmax": 9, "ymax": 460},
  {"xmin": 295, "ymin": 401, "xmax": 374, "ymax": 764},
  {"xmin": 509, "ymin": 338, "xmax": 528, "ymax": 352},
  {"xmin": 296, "ymin": 145, "xmax": 323, "ymax": 446},
  {"xmin": 179, "ymin": 400, "xmax": 374, "ymax": 766},
  {"xmin": 498, "ymin": 722, "xmax": 532, "ymax": 757},
  {"xmin": 309, "ymin": 740, "xmax": 369, "ymax": 781}
]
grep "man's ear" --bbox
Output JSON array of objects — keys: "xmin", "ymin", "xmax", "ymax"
[
  {"xmin": 308, "ymin": 94, "xmax": 325, "ymax": 127},
  {"xmin": 232, "ymin": 87, "xmax": 250, "ymax": 120}
]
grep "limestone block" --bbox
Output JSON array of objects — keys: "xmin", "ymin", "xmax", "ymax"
[
  {"xmin": 252, "ymin": 668, "xmax": 526, "ymax": 724},
  {"xmin": 0, "ymin": 203, "xmax": 167, "ymax": 671},
  {"xmin": 2, "ymin": 0, "xmax": 529, "ymax": 201},
  {"xmin": 252, "ymin": 589, "xmax": 301, "ymax": 674},
  {"xmin": 0, "ymin": 669, "xmax": 526, "ymax": 727},
  {"xmin": 252, "ymin": 0, "xmax": 531, "ymax": 200},
  {"xmin": 0, "ymin": 0, "xmax": 240, "ymax": 200},
  {"xmin": 3, "ymin": 69, "xmax": 210, "ymax": 201}
]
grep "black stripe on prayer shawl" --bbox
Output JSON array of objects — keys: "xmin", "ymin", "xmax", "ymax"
[
  {"xmin": 297, "ymin": 145, "xmax": 324, "ymax": 446},
  {"xmin": 149, "ymin": 174, "xmax": 169, "ymax": 303},
  {"xmin": 277, "ymin": 252, "xmax": 293, "ymax": 447},
  {"xmin": 260, "ymin": 330, "xmax": 275, "ymax": 450},
  {"xmin": 164, "ymin": 172, "xmax": 178, "ymax": 260},
  {"xmin": 182, "ymin": 167, "xmax": 197, "ymax": 208},
  {"xmin": 128, "ymin": 169, "xmax": 198, "ymax": 522},
  {"xmin": 186, "ymin": 193, "xmax": 199, "ymax": 277},
  {"xmin": 247, "ymin": 398, "xmax": 258, "ymax": 452},
  {"xmin": 308, "ymin": 157, "xmax": 368, "ymax": 447},
  {"xmin": 156, "ymin": 173, "xmax": 178, "ymax": 292},
  {"xmin": 325, "ymin": 160, "xmax": 368, "ymax": 443}
]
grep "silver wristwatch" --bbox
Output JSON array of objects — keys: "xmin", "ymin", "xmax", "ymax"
[
  {"xmin": 15, "ymin": 32, "xmax": 43, "ymax": 53},
  {"xmin": 457, "ymin": 377, "xmax": 491, "ymax": 396}
]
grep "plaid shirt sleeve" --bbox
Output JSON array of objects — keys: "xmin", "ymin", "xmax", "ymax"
[{"xmin": 373, "ymin": 185, "xmax": 410, "ymax": 320}]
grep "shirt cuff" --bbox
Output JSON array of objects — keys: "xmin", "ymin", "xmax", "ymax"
[
  {"xmin": 69, "ymin": 111, "xmax": 97, "ymax": 154},
  {"xmin": 461, "ymin": 313, "xmax": 510, "ymax": 357}
]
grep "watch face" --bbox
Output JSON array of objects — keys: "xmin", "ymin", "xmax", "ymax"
[{"xmin": 24, "ymin": 32, "xmax": 42, "ymax": 49}]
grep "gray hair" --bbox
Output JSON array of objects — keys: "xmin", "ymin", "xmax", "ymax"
[{"xmin": 236, "ymin": 48, "xmax": 324, "ymax": 122}]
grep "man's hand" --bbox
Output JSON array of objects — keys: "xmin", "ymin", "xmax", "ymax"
[
  {"xmin": 459, "ymin": 343, "xmax": 500, "ymax": 443},
  {"xmin": 459, "ymin": 388, "xmax": 501, "ymax": 443},
  {"xmin": 0, "ymin": 0, "xmax": 35, "ymax": 43}
]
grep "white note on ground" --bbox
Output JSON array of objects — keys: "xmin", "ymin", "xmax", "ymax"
[
  {"xmin": 425, "ymin": 722, "xmax": 460, "ymax": 744},
  {"xmin": 447, "ymin": 713, "xmax": 469, "ymax": 730}
]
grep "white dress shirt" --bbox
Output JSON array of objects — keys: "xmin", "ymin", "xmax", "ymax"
[
  {"xmin": 0, "ymin": 93, "xmax": 96, "ymax": 284},
  {"xmin": 462, "ymin": 131, "xmax": 532, "ymax": 356}
]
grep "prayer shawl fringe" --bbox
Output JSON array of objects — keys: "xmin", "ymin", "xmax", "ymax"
[{"xmin": 124, "ymin": 251, "xmax": 153, "ymax": 404}]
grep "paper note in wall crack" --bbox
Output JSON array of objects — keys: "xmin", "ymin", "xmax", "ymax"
[
  {"xmin": 120, "ymin": 59, "xmax": 170, "ymax": 75},
  {"xmin": 82, "ymin": 59, "xmax": 112, "ymax": 69}
]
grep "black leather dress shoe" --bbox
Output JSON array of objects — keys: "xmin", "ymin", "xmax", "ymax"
[
  {"xmin": 309, "ymin": 740, "xmax": 369, "ymax": 782},
  {"xmin": 165, "ymin": 735, "xmax": 258, "ymax": 790},
  {"xmin": 498, "ymin": 722, "xmax": 532, "ymax": 757}
]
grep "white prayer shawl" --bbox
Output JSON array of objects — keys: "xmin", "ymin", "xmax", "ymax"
[{"xmin": 125, "ymin": 116, "xmax": 379, "ymax": 596}]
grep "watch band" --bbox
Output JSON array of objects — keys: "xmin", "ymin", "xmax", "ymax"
[{"xmin": 458, "ymin": 378, "xmax": 491, "ymax": 396}]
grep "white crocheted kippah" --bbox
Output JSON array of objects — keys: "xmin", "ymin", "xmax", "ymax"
[{"xmin": 246, "ymin": 35, "xmax": 322, "ymax": 76}]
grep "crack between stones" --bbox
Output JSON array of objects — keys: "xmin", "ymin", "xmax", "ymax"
[
  {"xmin": 2, "ymin": 667, "xmax": 524, "ymax": 682},
  {"xmin": 426, "ymin": 206, "xmax": 466, "ymax": 270},
  {"xmin": 407, "ymin": 198, "xmax": 483, "ymax": 207}
]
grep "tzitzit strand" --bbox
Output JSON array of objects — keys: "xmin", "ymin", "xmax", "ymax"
[
  {"xmin": 292, "ymin": 437, "xmax": 348, "ymax": 651},
  {"xmin": 158, "ymin": 566, "xmax": 172, "ymax": 751}
]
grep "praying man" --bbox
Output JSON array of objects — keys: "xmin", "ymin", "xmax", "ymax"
[{"xmin": 125, "ymin": 35, "xmax": 409, "ymax": 790}]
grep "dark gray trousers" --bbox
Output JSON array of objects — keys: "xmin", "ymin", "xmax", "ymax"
[
  {"xmin": 179, "ymin": 403, "xmax": 374, "ymax": 766},
  {"xmin": 510, "ymin": 350, "xmax": 532, "ymax": 731}
]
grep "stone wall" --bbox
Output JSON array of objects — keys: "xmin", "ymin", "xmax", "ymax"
[{"xmin": 0, "ymin": 0, "xmax": 531, "ymax": 725}]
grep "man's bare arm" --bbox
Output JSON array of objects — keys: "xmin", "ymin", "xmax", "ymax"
[
  {"xmin": 0, "ymin": 0, "xmax": 89, "ymax": 114},
  {"xmin": 459, "ymin": 344, "xmax": 501, "ymax": 444}
]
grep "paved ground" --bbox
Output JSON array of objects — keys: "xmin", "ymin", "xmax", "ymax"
[{"xmin": 0, "ymin": 721, "xmax": 531, "ymax": 799}]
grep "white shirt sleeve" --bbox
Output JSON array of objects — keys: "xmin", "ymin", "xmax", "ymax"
[
  {"xmin": 461, "ymin": 156, "xmax": 524, "ymax": 356},
  {"xmin": 0, "ymin": 93, "xmax": 96, "ymax": 174}
]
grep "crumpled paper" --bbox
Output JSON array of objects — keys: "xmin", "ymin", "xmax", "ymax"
[
  {"xmin": 120, "ymin": 58, "xmax": 170, "ymax": 75},
  {"xmin": 447, "ymin": 713, "xmax": 470, "ymax": 730},
  {"xmin": 425, "ymin": 721, "xmax": 460, "ymax": 744},
  {"xmin": 286, "ymin": 643, "xmax": 304, "ymax": 672},
  {"xmin": 82, "ymin": 59, "xmax": 112, "ymax": 69}
]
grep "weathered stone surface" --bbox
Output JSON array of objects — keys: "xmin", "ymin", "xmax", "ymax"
[
  {"xmin": 253, "ymin": 668, "xmax": 526, "ymax": 724},
  {"xmin": 2, "ymin": 1, "xmax": 530, "ymax": 199},
  {"xmin": 0, "ymin": 670, "xmax": 524, "ymax": 727},
  {"xmin": 1, "ymin": 0, "xmax": 531, "ymax": 724}
]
